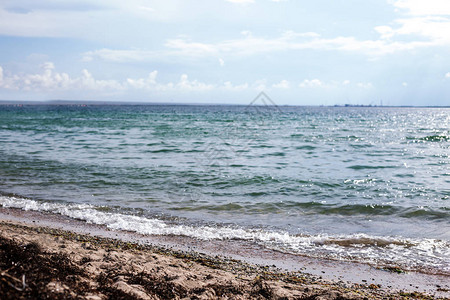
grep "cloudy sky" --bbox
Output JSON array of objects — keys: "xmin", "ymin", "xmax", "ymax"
[{"xmin": 1, "ymin": 0, "xmax": 450, "ymax": 105}]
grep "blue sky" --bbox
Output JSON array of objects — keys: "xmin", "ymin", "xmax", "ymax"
[{"xmin": 0, "ymin": 0, "xmax": 450, "ymax": 105}]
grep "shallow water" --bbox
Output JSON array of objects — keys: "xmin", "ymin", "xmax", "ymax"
[{"xmin": 0, "ymin": 104, "xmax": 449, "ymax": 273}]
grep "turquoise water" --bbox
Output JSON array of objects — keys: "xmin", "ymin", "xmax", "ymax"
[{"xmin": 0, "ymin": 104, "xmax": 449, "ymax": 272}]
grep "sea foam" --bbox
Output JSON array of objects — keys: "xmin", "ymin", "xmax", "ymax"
[{"xmin": 1, "ymin": 195, "xmax": 449, "ymax": 274}]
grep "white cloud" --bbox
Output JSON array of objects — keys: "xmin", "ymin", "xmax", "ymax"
[
  {"xmin": 0, "ymin": 66, "xmax": 19, "ymax": 90},
  {"xmin": 84, "ymin": 25, "xmax": 448, "ymax": 64},
  {"xmin": 126, "ymin": 71, "xmax": 158, "ymax": 89},
  {"xmin": 2, "ymin": 0, "xmax": 450, "ymax": 59},
  {"xmin": 375, "ymin": 26, "xmax": 395, "ymax": 40},
  {"xmin": 17, "ymin": 62, "xmax": 76, "ymax": 91},
  {"xmin": 127, "ymin": 72, "xmax": 221, "ymax": 92},
  {"xmin": 2, "ymin": 63, "xmax": 308, "ymax": 95},
  {"xmin": 445, "ymin": 72, "xmax": 450, "ymax": 78},
  {"xmin": 222, "ymin": 81, "xmax": 248, "ymax": 91},
  {"xmin": 77, "ymin": 69, "xmax": 125, "ymax": 91},
  {"xmin": 0, "ymin": 1, "xmax": 189, "ymax": 38},
  {"xmin": 392, "ymin": 16, "xmax": 450, "ymax": 44},
  {"xmin": 298, "ymin": 79, "xmax": 356, "ymax": 89},
  {"xmin": 382, "ymin": 1, "xmax": 450, "ymax": 47},
  {"xmin": 165, "ymin": 38, "xmax": 219, "ymax": 57},
  {"xmin": 82, "ymin": 48, "xmax": 162, "ymax": 63},
  {"xmin": 41, "ymin": 61, "xmax": 55, "ymax": 70},
  {"xmin": 299, "ymin": 79, "xmax": 323, "ymax": 88},
  {"xmin": 402, "ymin": 82, "xmax": 408, "ymax": 87},
  {"xmin": 178, "ymin": 74, "xmax": 214, "ymax": 91},
  {"xmin": 392, "ymin": 0, "xmax": 450, "ymax": 16},
  {"xmin": 0, "ymin": 63, "xmax": 223, "ymax": 93},
  {"xmin": 272, "ymin": 80, "xmax": 290, "ymax": 89},
  {"xmin": 219, "ymin": 58, "xmax": 225, "ymax": 66},
  {"xmin": 0, "ymin": 7, "xmax": 63, "ymax": 37},
  {"xmin": 357, "ymin": 82, "xmax": 373, "ymax": 89}
]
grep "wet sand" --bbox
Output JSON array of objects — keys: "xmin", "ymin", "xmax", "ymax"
[{"xmin": 0, "ymin": 208, "xmax": 449, "ymax": 299}]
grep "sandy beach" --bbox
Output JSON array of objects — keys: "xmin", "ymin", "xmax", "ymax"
[
  {"xmin": 1, "ymin": 209, "xmax": 449, "ymax": 299},
  {"xmin": 2, "ymin": 0, "xmax": 450, "ymax": 298}
]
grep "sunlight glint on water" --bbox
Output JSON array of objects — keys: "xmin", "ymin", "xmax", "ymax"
[{"xmin": 0, "ymin": 105, "xmax": 449, "ymax": 273}]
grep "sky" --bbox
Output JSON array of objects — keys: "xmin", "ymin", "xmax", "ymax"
[{"xmin": 0, "ymin": 0, "xmax": 450, "ymax": 105}]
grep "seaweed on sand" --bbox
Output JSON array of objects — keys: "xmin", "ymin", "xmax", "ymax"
[{"xmin": 0, "ymin": 236, "xmax": 85, "ymax": 299}]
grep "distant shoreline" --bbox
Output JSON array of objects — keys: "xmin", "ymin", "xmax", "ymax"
[{"xmin": 0, "ymin": 100, "xmax": 449, "ymax": 108}]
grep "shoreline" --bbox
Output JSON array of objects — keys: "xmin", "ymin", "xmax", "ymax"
[
  {"xmin": 1, "ymin": 197, "xmax": 448, "ymax": 278},
  {"xmin": 1, "ymin": 208, "xmax": 449, "ymax": 299}
]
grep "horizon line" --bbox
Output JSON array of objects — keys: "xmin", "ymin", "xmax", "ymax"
[{"xmin": 0, "ymin": 99, "xmax": 449, "ymax": 108}]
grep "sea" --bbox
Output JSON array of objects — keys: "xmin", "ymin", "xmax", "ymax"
[{"xmin": 0, "ymin": 102, "xmax": 449, "ymax": 274}]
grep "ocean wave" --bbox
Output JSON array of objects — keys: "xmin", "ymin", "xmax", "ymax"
[
  {"xmin": 169, "ymin": 200, "xmax": 450, "ymax": 220},
  {"xmin": 1, "ymin": 196, "xmax": 449, "ymax": 274}
]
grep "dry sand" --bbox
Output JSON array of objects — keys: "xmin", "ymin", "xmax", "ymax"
[{"xmin": 1, "ymin": 218, "xmax": 448, "ymax": 300}]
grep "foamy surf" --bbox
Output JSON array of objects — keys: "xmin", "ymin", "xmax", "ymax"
[{"xmin": 1, "ymin": 195, "xmax": 449, "ymax": 274}]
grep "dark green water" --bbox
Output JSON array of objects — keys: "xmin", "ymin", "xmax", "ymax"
[{"xmin": 0, "ymin": 104, "xmax": 449, "ymax": 272}]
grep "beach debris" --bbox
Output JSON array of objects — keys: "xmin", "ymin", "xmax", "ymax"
[{"xmin": 383, "ymin": 266, "xmax": 406, "ymax": 274}]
